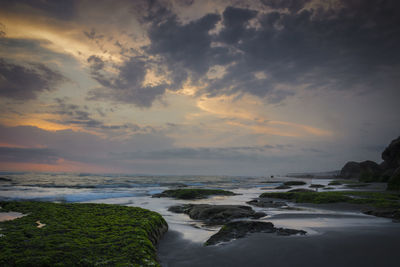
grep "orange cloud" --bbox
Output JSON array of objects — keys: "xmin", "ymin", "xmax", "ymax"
[{"xmin": 195, "ymin": 94, "xmax": 333, "ymax": 138}]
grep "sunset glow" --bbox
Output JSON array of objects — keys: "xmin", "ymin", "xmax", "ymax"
[{"xmin": 0, "ymin": 0, "xmax": 399, "ymax": 175}]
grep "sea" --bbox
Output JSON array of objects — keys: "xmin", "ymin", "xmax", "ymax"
[{"xmin": 0, "ymin": 172, "xmax": 394, "ymax": 243}]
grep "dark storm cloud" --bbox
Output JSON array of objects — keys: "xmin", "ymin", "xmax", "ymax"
[
  {"xmin": 0, "ymin": 59, "xmax": 67, "ymax": 100},
  {"xmin": 147, "ymin": 12, "xmax": 233, "ymax": 89},
  {"xmin": 86, "ymin": 56, "xmax": 168, "ymax": 107},
  {"xmin": 2, "ymin": 0, "xmax": 76, "ymax": 20},
  {"xmin": 144, "ymin": 0, "xmax": 400, "ymax": 103},
  {"xmin": 218, "ymin": 7, "xmax": 257, "ymax": 45},
  {"xmin": 260, "ymin": 0, "xmax": 312, "ymax": 13},
  {"xmin": 0, "ymin": 38, "xmax": 78, "ymax": 65},
  {"xmin": 0, "ymin": 147, "xmax": 59, "ymax": 164}
]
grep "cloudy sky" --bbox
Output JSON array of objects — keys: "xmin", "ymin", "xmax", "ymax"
[{"xmin": 0, "ymin": 0, "xmax": 399, "ymax": 175}]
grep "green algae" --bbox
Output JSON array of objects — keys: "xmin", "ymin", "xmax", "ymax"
[
  {"xmin": 153, "ymin": 188, "xmax": 236, "ymax": 199},
  {"xmin": 283, "ymin": 181, "xmax": 306, "ymax": 186},
  {"xmin": 0, "ymin": 201, "xmax": 167, "ymax": 266},
  {"xmin": 388, "ymin": 173, "xmax": 400, "ymax": 191},
  {"xmin": 260, "ymin": 191, "xmax": 400, "ymax": 209}
]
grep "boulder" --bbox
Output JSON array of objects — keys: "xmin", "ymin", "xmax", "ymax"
[
  {"xmin": 283, "ymin": 181, "xmax": 306, "ymax": 186},
  {"xmin": 380, "ymin": 136, "xmax": 400, "ymax": 182},
  {"xmin": 288, "ymin": 188, "xmax": 314, "ymax": 192},
  {"xmin": 152, "ymin": 188, "xmax": 236, "ymax": 199},
  {"xmin": 246, "ymin": 199, "xmax": 287, "ymax": 208},
  {"xmin": 168, "ymin": 204, "xmax": 266, "ymax": 225},
  {"xmin": 363, "ymin": 207, "xmax": 400, "ymax": 221},
  {"xmin": 309, "ymin": 184, "xmax": 325, "ymax": 188},
  {"xmin": 382, "ymin": 136, "xmax": 400, "ymax": 170},
  {"xmin": 205, "ymin": 221, "xmax": 306, "ymax": 245},
  {"xmin": 339, "ymin": 160, "xmax": 382, "ymax": 179},
  {"xmin": 387, "ymin": 167, "xmax": 400, "ymax": 191},
  {"xmin": 275, "ymin": 185, "xmax": 291, "ymax": 189}
]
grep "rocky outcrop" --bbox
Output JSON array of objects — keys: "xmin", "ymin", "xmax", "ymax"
[
  {"xmin": 205, "ymin": 221, "xmax": 306, "ymax": 246},
  {"xmin": 339, "ymin": 160, "xmax": 382, "ymax": 179},
  {"xmin": 288, "ymin": 188, "xmax": 314, "ymax": 192},
  {"xmin": 246, "ymin": 199, "xmax": 287, "ymax": 208},
  {"xmin": 382, "ymin": 136, "xmax": 400, "ymax": 171},
  {"xmin": 147, "ymin": 219, "xmax": 169, "ymax": 246},
  {"xmin": 309, "ymin": 184, "xmax": 325, "ymax": 188},
  {"xmin": 339, "ymin": 136, "xmax": 400, "ymax": 187},
  {"xmin": 168, "ymin": 204, "xmax": 266, "ymax": 225},
  {"xmin": 152, "ymin": 189, "xmax": 236, "ymax": 199},
  {"xmin": 363, "ymin": 207, "xmax": 400, "ymax": 222},
  {"xmin": 275, "ymin": 185, "xmax": 291, "ymax": 189},
  {"xmin": 283, "ymin": 181, "xmax": 306, "ymax": 186}
]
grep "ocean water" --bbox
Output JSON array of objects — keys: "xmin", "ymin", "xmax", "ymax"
[{"xmin": 0, "ymin": 172, "xmax": 394, "ymax": 243}]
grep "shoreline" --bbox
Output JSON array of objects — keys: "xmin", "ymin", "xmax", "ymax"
[
  {"xmin": 157, "ymin": 198, "xmax": 400, "ymax": 266},
  {"xmin": 158, "ymin": 225, "xmax": 400, "ymax": 267}
]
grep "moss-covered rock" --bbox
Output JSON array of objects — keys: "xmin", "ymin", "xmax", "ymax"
[
  {"xmin": 168, "ymin": 204, "xmax": 265, "ymax": 225},
  {"xmin": 309, "ymin": 184, "xmax": 325, "ymax": 188},
  {"xmin": 205, "ymin": 221, "xmax": 306, "ymax": 246},
  {"xmin": 387, "ymin": 173, "xmax": 400, "ymax": 191},
  {"xmin": 259, "ymin": 191, "xmax": 400, "ymax": 220},
  {"xmin": 152, "ymin": 188, "xmax": 236, "ymax": 199},
  {"xmin": 345, "ymin": 183, "xmax": 369, "ymax": 188},
  {"xmin": 246, "ymin": 199, "xmax": 287, "ymax": 208},
  {"xmin": 288, "ymin": 188, "xmax": 314, "ymax": 193},
  {"xmin": 275, "ymin": 185, "xmax": 291, "ymax": 189},
  {"xmin": 283, "ymin": 181, "xmax": 306, "ymax": 186},
  {"xmin": 0, "ymin": 201, "xmax": 168, "ymax": 266}
]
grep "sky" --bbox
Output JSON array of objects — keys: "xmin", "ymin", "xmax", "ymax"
[{"xmin": 0, "ymin": 0, "xmax": 399, "ymax": 176}]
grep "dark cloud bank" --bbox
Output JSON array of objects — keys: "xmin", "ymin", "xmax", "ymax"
[
  {"xmin": 87, "ymin": 0, "xmax": 400, "ymax": 107},
  {"xmin": 0, "ymin": 59, "xmax": 66, "ymax": 100},
  {"xmin": 86, "ymin": 55, "xmax": 168, "ymax": 108}
]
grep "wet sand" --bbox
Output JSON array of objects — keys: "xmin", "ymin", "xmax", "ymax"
[
  {"xmin": 157, "ymin": 202, "xmax": 400, "ymax": 267},
  {"xmin": 158, "ymin": 225, "xmax": 400, "ymax": 267}
]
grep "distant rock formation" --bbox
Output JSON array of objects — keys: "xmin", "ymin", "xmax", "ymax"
[
  {"xmin": 381, "ymin": 136, "xmax": 400, "ymax": 177},
  {"xmin": 339, "ymin": 136, "xmax": 400, "ymax": 190},
  {"xmin": 339, "ymin": 160, "xmax": 382, "ymax": 179}
]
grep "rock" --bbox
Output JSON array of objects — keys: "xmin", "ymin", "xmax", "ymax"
[
  {"xmin": 168, "ymin": 204, "xmax": 266, "ymax": 225},
  {"xmin": 387, "ymin": 168, "xmax": 400, "ymax": 191},
  {"xmin": 328, "ymin": 181, "xmax": 342, "ymax": 185},
  {"xmin": 309, "ymin": 184, "xmax": 325, "ymax": 188},
  {"xmin": 246, "ymin": 199, "xmax": 287, "ymax": 208},
  {"xmin": 0, "ymin": 177, "xmax": 12, "ymax": 182},
  {"xmin": 288, "ymin": 188, "xmax": 314, "ymax": 192},
  {"xmin": 283, "ymin": 181, "xmax": 306, "ymax": 186},
  {"xmin": 205, "ymin": 221, "xmax": 306, "ymax": 246},
  {"xmin": 363, "ymin": 207, "xmax": 400, "ymax": 222},
  {"xmin": 275, "ymin": 185, "xmax": 291, "ymax": 189},
  {"xmin": 339, "ymin": 160, "xmax": 382, "ymax": 179},
  {"xmin": 382, "ymin": 136, "xmax": 400, "ymax": 170},
  {"xmin": 345, "ymin": 183, "xmax": 369, "ymax": 188},
  {"xmin": 167, "ymin": 205, "xmax": 189, "ymax": 214},
  {"xmin": 152, "ymin": 188, "xmax": 236, "ymax": 199}
]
